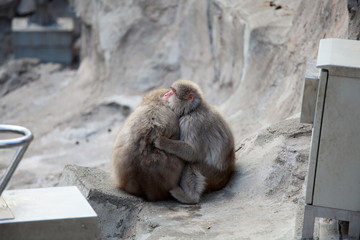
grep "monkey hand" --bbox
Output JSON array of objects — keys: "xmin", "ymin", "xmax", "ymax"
[
  {"xmin": 153, "ymin": 135, "xmax": 165, "ymax": 150},
  {"xmin": 153, "ymin": 136, "xmax": 161, "ymax": 149},
  {"xmin": 147, "ymin": 127, "xmax": 158, "ymax": 143}
]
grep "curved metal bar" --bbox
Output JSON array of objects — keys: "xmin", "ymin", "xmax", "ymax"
[
  {"xmin": 0, "ymin": 124, "xmax": 33, "ymax": 148},
  {"xmin": 0, "ymin": 125, "xmax": 34, "ymax": 196}
]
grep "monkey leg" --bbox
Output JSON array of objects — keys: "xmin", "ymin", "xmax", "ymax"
[{"xmin": 170, "ymin": 165, "xmax": 206, "ymax": 204}]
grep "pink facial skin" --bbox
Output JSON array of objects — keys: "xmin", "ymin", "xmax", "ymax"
[{"xmin": 162, "ymin": 89, "xmax": 176, "ymax": 101}]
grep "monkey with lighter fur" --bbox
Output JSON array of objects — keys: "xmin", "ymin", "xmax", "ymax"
[
  {"xmin": 155, "ymin": 79, "xmax": 236, "ymax": 204},
  {"xmin": 112, "ymin": 88, "xmax": 186, "ymax": 201}
]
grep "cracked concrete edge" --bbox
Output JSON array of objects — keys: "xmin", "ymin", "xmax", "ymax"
[
  {"xmin": 59, "ymin": 165, "xmax": 138, "ymax": 201},
  {"xmin": 59, "ymin": 165, "xmax": 144, "ymax": 239}
]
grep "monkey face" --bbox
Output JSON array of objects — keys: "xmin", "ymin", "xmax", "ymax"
[
  {"xmin": 162, "ymin": 87, "xmax": 184, "ymax": 116},
  {"xmin": 163, "ymin": 81, "xmax": 202, "ymax": 117}
]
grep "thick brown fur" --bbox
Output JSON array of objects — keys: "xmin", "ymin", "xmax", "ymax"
[
  {"xmin": 155, "ymin": 80, "xmax": 236, "ymax": 203},
  {"xmin": 112, "ymin": 88, "xmax": 185, "ymax": 201}
]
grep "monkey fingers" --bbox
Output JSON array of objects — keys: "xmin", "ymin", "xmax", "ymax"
[{"xmin": 152, "ymin": 135, "xmax": 161, "ymax": 148}]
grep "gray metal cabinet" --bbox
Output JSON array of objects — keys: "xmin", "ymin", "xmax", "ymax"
[{"xmin": 302, "ymin": 38, "xmax": 360, "ymax": 239}]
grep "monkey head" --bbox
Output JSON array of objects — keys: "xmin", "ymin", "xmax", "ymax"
[{"xmin": 162, "ymin": 79, "xmax": 203, "ymax": 117}]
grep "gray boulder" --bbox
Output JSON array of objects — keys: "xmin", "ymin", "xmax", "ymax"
[{"xmin": 60, "ymin": 118, "xmax": 312, "ymax": 240}]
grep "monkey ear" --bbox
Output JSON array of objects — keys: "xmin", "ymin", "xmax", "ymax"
[{"xmin": 188, "ymin": 93, "xmax": 194, "ymax": 100}]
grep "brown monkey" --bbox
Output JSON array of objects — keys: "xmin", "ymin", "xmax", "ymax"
[
  {"xmin": 112, "ymin": 88, "xmax": 193, "ymax": 201},
  {"xmin": 154, "ymin": 79, "xmax": 236, "ymax": 204}
]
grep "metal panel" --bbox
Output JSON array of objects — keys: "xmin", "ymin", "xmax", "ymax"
[
  {"xmin": 305, "ymin": 70, "xmax": 328, "ymax": 205},
  {"xmin": 300, "ymin": 77, "xmax": 319, "ymax": 124},
  {"xmin": 300, "ymin": 59, "xmax": 320, "ymax": 124},
  {"xmin": 11, "ymin": 17, "xmax": 74, "ymax": 64},
  {"xmin": 13, "ymin": 32, "xmax": 73, "ymax": 47},
  {"xmin": 313, "ymin": 75, "xmax": 360, "ymax": 211},
  {"xmin": 14, "ymin": 47, "xmax": 72, "ymax": 64},
  {"xmin": 317, "ymin": 38, "xmax": 360, "ymax": 72}
]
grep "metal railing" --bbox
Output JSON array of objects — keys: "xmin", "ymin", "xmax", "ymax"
[{"xmin": 0, "ymin": 125, "xmax": 33, "ymax": 196}]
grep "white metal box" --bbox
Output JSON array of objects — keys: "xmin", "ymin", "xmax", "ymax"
[{"xmin": 305, "ymin": 38, "xmax": 360, "ymax": 212}]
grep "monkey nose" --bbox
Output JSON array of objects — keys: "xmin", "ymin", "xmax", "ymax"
[{"xmin": 162, "ymin": 90, "xmax": 175, "ymax": 100}]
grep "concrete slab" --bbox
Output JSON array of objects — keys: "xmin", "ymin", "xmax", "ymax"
[
  {"xmin": 59, "ymin": 165, "xmax": 143, "ymax": 240},
  {"xmin": 0, "ymin": 186, "xmax": 98, "ymax": 240}
]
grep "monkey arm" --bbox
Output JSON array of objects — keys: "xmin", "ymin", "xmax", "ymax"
[{"xmin": 153, "ymin": 136, "xmax": 199, "ymax": 163}]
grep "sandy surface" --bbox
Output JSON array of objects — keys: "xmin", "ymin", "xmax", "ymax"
[{"xmin": 0, "ymin": 60, "xmax": 123, "ymax": 189}]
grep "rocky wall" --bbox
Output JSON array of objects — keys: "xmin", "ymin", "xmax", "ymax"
[{"xmin": 71, "ymin": 0, "xmax": 350, "ymax": 143}]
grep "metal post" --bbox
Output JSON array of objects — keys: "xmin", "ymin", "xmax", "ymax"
[
  {"xmin": 0, "ymin": 125, "xmax": 99, "ymax": 239},
  {"xmin": 0, "ymin": 125, "xmax": 33, "ymax": 196}
]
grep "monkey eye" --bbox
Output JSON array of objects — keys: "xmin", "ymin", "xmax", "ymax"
[{"xmin": 170, "ymin": 87, "xmax": 177, "ymax": 96}]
